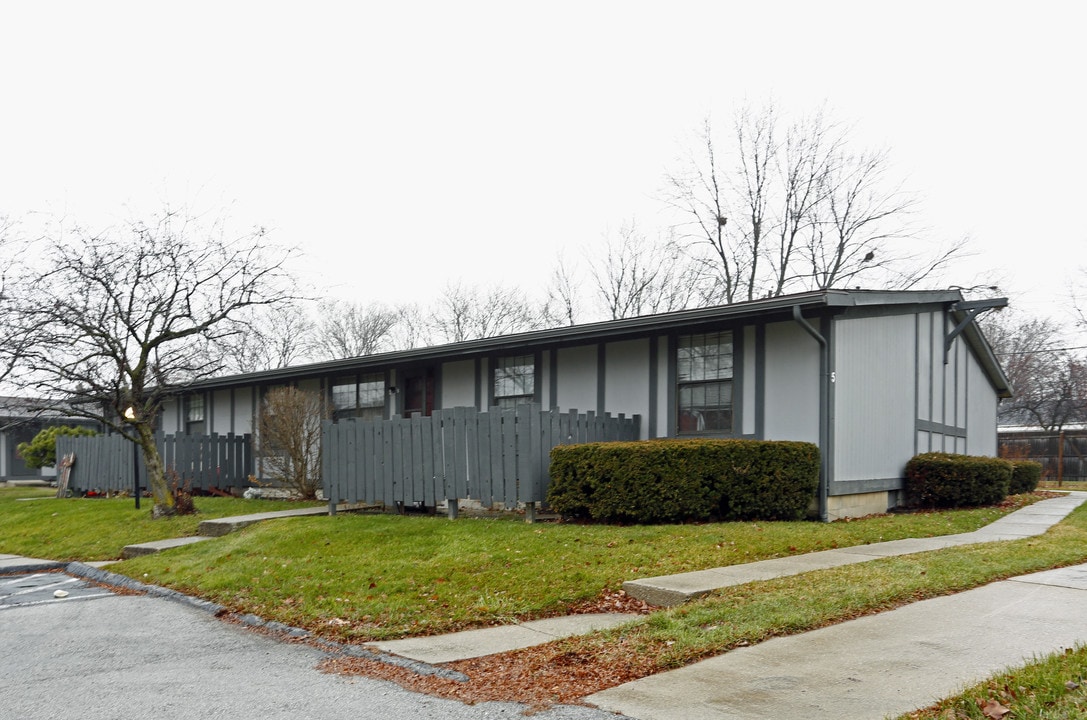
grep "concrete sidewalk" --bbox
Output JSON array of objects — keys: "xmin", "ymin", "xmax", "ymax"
[
  {"xmin": 6, "ymin": 491, "xmax": 1086, "ymax": 719},
  {"xmin": 588, "ymin": 563, "xmax": 1087, "ymax": 719},
  {"xmin": 624, "ymin": 492, "xmax": 1087, "ymax": 606},
  {"xmin": 372, "ymin": 613, "xmax": 636, "ymax": 664}
]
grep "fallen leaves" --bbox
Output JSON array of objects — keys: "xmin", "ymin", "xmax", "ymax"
[{"xmin": 980, "ymin": 698, "xmax": 1011, "ymax": 719}]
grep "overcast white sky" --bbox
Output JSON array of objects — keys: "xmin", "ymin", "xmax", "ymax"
[{"xmin": 2, "ymin": 1, "xmax": 1084, "ymax": 338}]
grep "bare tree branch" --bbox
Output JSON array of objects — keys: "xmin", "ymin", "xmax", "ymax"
[
  {"xmin": 428, "ymin": 283, "xmax": 550, "ymax": 344},
  {"xmin": 311, "ymin": 300, "xmax": 403, "ymax": 360},
  {"xmin": 664, "ymin": 103, "xmax": 966, "ymax": 300},
  {"xmin": 588, "ymin": 221, "xmax": 704, "ymax": 319},
  {"xmin": 983, "ymin": 312, "xmax": 1087, "ymax": 431}
]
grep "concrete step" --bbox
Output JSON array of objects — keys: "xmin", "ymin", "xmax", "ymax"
[
  {"xmin": 197, "ymin": 506, "xmax": 331, "ymax": 537},
  {"xmin": 121, "ymin": 536, "xmax": 214, "ymax": 559}
]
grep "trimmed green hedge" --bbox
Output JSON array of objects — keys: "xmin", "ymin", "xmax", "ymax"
[
  {"xmin": 548, "ymin": 438, "xmax": 820, "ymax": 524},
  {"xmin": 904, "ymin": 452, "xmax": 1012, "ymax": 508},
  {"xmin": 1009, "ymin": 459, "xmax": 1043, "ymax": 494}
]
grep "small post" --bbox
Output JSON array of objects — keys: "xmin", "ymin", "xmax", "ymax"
[
  {"xmin": 1058, "ymin": 430, "xmax": 1065, "ymax": 487},
  {"xmin": 328, "ymin": 498, "xmax": 337, "ymax": 516},
  {"xmin": 132, "ymin": 440, "xmax": 140, "ymax": 510},
  {"xmin": 123, "ymin": 406, "xmax": 141, "ymax": 510},
  {"xmin": 525, "ymin": 501, "xmax": 536, "ymax": 524},
  {"xmin": 447, "ymin": 498, "xmax": 459, "ymax": 520}
]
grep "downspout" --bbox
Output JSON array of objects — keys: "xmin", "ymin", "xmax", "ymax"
[{"xmin": 793, "ymin": 306, "xmax": 830, "ymax": 522}]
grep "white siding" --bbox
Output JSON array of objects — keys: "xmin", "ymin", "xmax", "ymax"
[
  {"xmin": 833, "ymin": 314, "xmax": 916, "ymax": 482},
  {"xmin": 441, "ymin": 359, "xmax": 476, "ymax": 408},
  {"xmin": 555, "ymin": 344, "xmax": 597, "ymax": 412},
  {"xmin": 763, "ymin": 321, "xmax": 819, "ymax": 443}
]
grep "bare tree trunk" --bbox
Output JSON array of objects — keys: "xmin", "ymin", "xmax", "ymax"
[{"xmin": 135, "ymin": 423, "xmax": 173, "ymax": 516}]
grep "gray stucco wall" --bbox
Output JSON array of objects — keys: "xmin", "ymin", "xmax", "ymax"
[
  {"xmin": 441, "ymin": 359, "xmax": 475, "ymax": 408},
  {"xmin": 603, "ymin": 338, "xmax": 651, "ymax": 439},
  {"xmin": 555, "ymin": 344, "xmax": 598, "ymax": 412}
]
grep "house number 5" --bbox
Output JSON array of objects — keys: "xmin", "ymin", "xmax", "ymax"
[{"xmin": 830, "ymin": 371, "xmax": 837, "ymax": 383}]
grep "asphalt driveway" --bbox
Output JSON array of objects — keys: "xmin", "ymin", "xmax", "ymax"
[{"xmin": 0, "ymin": 573, "xmax": 623, "ymax": 720}]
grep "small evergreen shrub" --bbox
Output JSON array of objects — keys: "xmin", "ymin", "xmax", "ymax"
[
  {"xmin": 548, "ymin": 438, "xmax": 819, "ymax": 524},
  {"xmin": 1008, "ymin": 459, "xmax": 1042, "ymax": 494},
  {"xmin": 16, "ymin": 425, "xmax": 97, "ymax": 469},
  {"xmin": 904, "ymin": 452, "xmax": 1012, "ymax": 508}
]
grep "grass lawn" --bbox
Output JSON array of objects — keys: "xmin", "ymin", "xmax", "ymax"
[
  {"xmin": 895, "ymin": 644, "xmax": 1087, "ymax": 719},
  {"xmin": 0, "ymin": 486, "xmax": 323, "ymax": 561},
  {"xmin": 1040, "ymin": 479, "xmax": 1087, "ymax": 491},
  {"xmin": 2, "ymin": 485, "xmax": 1033, "ymax": 641}
]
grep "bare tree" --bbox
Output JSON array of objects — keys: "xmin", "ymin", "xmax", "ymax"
[
  {"xmin": 665, "ymin": 103, "xmax": 964, "ymax": 302},
  {"xmin": 312, "ymin": 300, "xmax": 402, "ymax": 360},
  {"xmin": 589, "ymin": 221, "xmax": 705, "ymax": 319},
  {"xmin": 428, "ymin": 283, "xmax": 550, "ymax": 344},
  {"xmin": 386, "ymin": 303, "xmax": 428, "ymax": 351},
  {"xmin": 984, "ymin": 313, "xmax": 1087, "ymax": 431},
  {"xmin": 6, "ymin": 209, "xmax": 296, "ymax": 516},
  {"xmin": 256, "ymin": 386, "xmax": 328, "ymax": 500},
  {"xmin": 544, "ymin": 253, "xmax": 582, "ymax": 326},
  {"xmin": 664, "ymin": 117, "xmax": 749, "ymax": 304},
  {"xmin": 0, "ymin": 216, "xmax": 33, "ymax": 386},
  {"xmin": 218, "ymin": 302, "xmax": 316, "ymax": 374}
]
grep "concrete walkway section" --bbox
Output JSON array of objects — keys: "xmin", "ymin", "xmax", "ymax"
[
  {"xmin": 197, "ymin": 506, "xmax": 331, "ymax": 536},
  {"xmin": 624, "ymin": 492, "xmax": 1087, "ymax": 606},
  {"xmin": 121, "ymin": 536, "xmax": 215, "ymax": 559},
  {"xmin": 588, "ymin": 562, "xmax": 1087, "ymax": 720},
  {"xmin": 0, "ymin": 554, "xmax": 64, "ymax": 574},
  {"xmin": 372, "ymin": 613, "xmax": 635, "ymax": 664}
]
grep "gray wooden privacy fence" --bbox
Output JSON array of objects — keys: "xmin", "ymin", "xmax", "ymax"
[
  {"xmin": 56, "ymin": 432, "xmax": 254, "ymax": 494},
  {"xmin": 999, "ymin": 430, "xmax": 1087, "ymax": 481},
  {"xmin": 322, "ymin": 405, "xmax": 640, "ymax": 511}
]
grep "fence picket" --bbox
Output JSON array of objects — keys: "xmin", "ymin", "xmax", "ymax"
[
  {"xmin": 58, "ymin": 431, "xmax": 254, "ymax": 495},
  {"xmin": 317, "ymin": 406, "xmax": 639, "ymax": 513}
]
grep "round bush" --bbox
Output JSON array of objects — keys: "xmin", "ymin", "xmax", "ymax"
[
  {"xmin": 905, "ymin": 452, "xmax": 1012, "ymax": 508},
  {"xmin": 1008, "ymin": 460, "xmax": 1042, "ymax": 494}
]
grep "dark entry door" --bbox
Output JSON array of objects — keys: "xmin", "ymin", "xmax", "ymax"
[{"xmin": 401, "ymin": 368, "xmax": 435, "ymax": 417}]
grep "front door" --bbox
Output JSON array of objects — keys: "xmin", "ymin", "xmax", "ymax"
[{"xmin": 401, "ymin": 367, "xmax": 435, "ymax": 417}]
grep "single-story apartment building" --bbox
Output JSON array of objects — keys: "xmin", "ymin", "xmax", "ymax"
[
  {"xmin": 0, "ymin": 397, "xmax": 101, "ymax": 481},
  {"xmin": 159, "ymin": 289, "xmax": 1011, "ymax": 520}
]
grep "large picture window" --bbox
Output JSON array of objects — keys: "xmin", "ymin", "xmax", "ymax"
[
  {"xmin": 677, "ymin": 331, "xmax": 733, "ymax": 434},
  {"xmin": 493, "ymin": 355, "xmax": 535, "ymax": 409},
  {"xmin": 331, "ymin": 373, "xmax": 385, "ymax": 421}
]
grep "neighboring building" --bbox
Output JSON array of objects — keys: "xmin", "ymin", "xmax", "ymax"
[
  {"xmin": 0, "ymin": 397, "xmax": 101, "ymax": 481},
  {"xmin": 160, "ymin": 289, "xmax": 1011, "ymax": 520}
]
